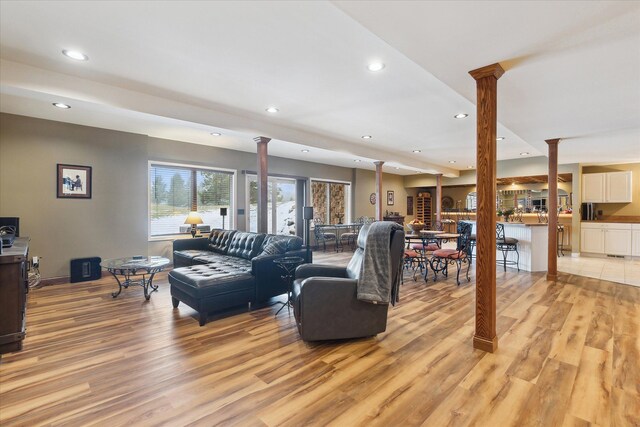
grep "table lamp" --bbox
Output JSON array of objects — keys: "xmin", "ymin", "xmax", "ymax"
[
  {"xmin": 220, "ymin": 207, "xmax": 228, "ymax": 229},
  {"xmin": 184, "ymin": 212, "xmax": 203, "ymax": 237}
]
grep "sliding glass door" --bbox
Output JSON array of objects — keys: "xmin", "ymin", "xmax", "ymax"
[{"xmin": 247, "ymin": 176, "xmax": 297, "ymax": 235}]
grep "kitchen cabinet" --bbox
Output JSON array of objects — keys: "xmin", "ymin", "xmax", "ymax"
[
  {"xmin": 632, "ymin": 225, "xmax": 640, "ymax": 257},
  {"xmin": 581, "ymin": 227, "xmax": 605, "ymax": 254},
  {"xmin": 581, "ymin": 222, "xmax": 632, "ymax": 256},
  {"xmin": 582, "ymin": 171, "xmax": 633, "ymax": 203},
  {"xmin": 582, "ymin": 173, "xmax": 605, "ymax": 203}
]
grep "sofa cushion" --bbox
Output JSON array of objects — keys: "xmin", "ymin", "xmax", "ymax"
[
  {"xmin": 192, "ymin": 254, "xmax": 252, "ymax": 272},
  {"xmin": 259, "ymin": 235, "xmax": 303, "ymax": 256},
  {"xmin": 174, "ymin": 250, "xmax": 215, "ymax": 261},
  {"xmin": 169, "ymin": 265, "xmax": 255, "ymax": 299},
  {"xmin": 207, "ymin": 229, "xmax": 237, "ymax": 254},
  {"xmin": 227, "ymin": 232, "xmax": 266, "ymax": 260}
]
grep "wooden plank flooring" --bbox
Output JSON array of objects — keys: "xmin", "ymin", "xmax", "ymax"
[{"xmin": 1, "ymin": 249, "xmax": 639, "ymax": 426}]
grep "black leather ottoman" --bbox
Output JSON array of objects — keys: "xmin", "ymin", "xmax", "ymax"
[{"xmin": 169, "ymin": 264, "xmax": 256, "ymax": 326}]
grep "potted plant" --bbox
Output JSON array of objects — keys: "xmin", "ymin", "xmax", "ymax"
[{"xmin": 498, "ymin": 208, "xmax": 515, "ymax": 222}]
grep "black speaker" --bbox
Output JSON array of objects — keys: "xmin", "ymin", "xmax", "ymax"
[
  {"xmin": 303, "ymin": 206, "xmax": 314, "ymax": 220},
  {"xmin": 70, "ymin": 257, "xmax": 102, "ymax": 283},
  {"xmin": 219, "ymin": 207, "xmax": 228, "ymax": 216}
]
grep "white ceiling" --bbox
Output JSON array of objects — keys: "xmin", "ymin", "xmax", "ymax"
[{"xmin": 0, "ymin": 1, "xmax": 638, "ymax": 175}]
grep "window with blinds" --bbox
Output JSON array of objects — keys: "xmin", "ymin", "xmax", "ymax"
[{"xmin": 149, "ymin": 163, "xmax": 234, "ymax": 237}]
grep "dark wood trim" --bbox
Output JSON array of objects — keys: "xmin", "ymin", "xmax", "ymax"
[
  {"xmin": 374, "ymin": 161, "xmax": 384, "ymax": 221},
  {"xmin": 254, "ymin": 136, "xmax": 271, "ymax": 233},
  {"xmin": 546, "ymin": 138, "xmax": 561, "ymax": 281},
  {"xmin": 470, "ymin": 62, "xmax": 504, "ymax": 353}
]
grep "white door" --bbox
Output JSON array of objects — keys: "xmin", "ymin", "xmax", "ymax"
[
  {"xmin": 581, "ymin": 228, "xmax": 604, "ymax": 253},
  {"xmin": 582, "ymin": 173, "xmax": 605, "ymax": 203},
  {"xmin": 604, "ymin": 229, "xmax": 632, "ymax": 256},
  {"xmin": 632, "ymin": 229, "xmax": 640, "ymax": 257},
  {"xmin": 606, "ymin": 171, "xmax": 632, "ymax": 203}
]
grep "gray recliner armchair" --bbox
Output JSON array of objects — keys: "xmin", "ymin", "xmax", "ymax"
[{"xmin": 292, "ymin": 222, "xmax": 405, "ymax": 341}]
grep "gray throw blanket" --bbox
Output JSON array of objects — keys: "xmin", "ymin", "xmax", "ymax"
[{"xmin": 356, "ymin": 221, "xmax": 403, "ymax": 305}]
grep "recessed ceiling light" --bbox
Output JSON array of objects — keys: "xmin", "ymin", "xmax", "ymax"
[
  {"xmin": 520, "ymin": 152, "xmax": 530, "ymax": 156},
  {"xmin": 265, "ymin": 107, "xmax": 279, "ymax": 113},
  {"xmin": 454, "ymin": 113, "xmax": 468, "ymax": 119},
  {"xmin": 367, "ymin": 62, "xmax": 385, "ymax": 72},
  {"xmin": 467, "ymin": 165, "xmax": 474, "ymax": 169},
  {"xmin": 361, "ymin": 135, "xmax": 372, "ymax": 139},
  {"xmin": 448, "ymin": 160, "xmax": 456, "ymax": 164},
  {"xmin": 52, "ymin": 102, "xmax": 70, "ymax": 109},
  {"xmin": 210, "ymin": 132, "xmax": 222, "ymax": 136},
  {"xmin": 301, "ymin": 149, "xmax": 309, "ymax": 153},
  {"xmin": 354, "ymin": 159, "xmax": 361, "ymax": 163},
  {"xmin": 413, "ymin": 150, "xmax": 421, "ymax": 153},
  {"xmin": 62, "ymin": 50, "xmax": 88, "ymax": 61},
  {"xmin": 496, "ymin": 137, "xmax": 505, "ymax": 141}
]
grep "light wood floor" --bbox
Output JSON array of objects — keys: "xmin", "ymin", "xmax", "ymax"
[{"xmin": 1, "ymin": 250, "xmax": 639, "ymax": 426}]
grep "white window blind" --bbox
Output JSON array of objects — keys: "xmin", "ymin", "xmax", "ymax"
[{"xmin": 149, "ymin": 163, "xmax": 233, "ymax": 237}]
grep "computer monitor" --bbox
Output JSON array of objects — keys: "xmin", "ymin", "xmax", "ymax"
[{"xmin": 0, "ymin": 217, "xmax": 19, "ymax": 237}]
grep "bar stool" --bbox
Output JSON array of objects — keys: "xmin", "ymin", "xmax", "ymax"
[
  {"xmin": 557, "ymin": 224, "xmax": 565, "ymax": 256},
  {"xmin": 496, "ymin": 223, "xmax": 519, "ymax": 272}
]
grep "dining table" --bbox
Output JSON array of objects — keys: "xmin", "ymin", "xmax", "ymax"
[{"xmin": 316, "ymin": 223, "xmax": 364, "ymax": 251}]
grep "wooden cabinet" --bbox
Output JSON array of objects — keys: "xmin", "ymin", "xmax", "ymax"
[
  {"xmin": 581, "ymin": 227, "xmax": 604, "ymax": 254},
  {"xmin": 415, "ymin": 193, "xmax": 432, "ymax": 229},
  {"xmin": 582, "ymin": 171, "xmax": 632, "ymax": 203},
  {"xmin": 581, "ymin": 223, "xmax": 632, "ymax": 256},
  {"xmin": 383, "ymin": 215, "xmax": 405, "ymax": 225},
  {"xmin": 0, "ymin": 237, "xmax": 29, "ymax": 354}
]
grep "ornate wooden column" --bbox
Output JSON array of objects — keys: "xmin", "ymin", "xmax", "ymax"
[
  {"xmin": 469, "ymin": 63, "xmax": 504, "ymax": 353},
  {"xmin": 435, "ymin": 173, "xmax": 443, "ymax": 223},
  {"xmin": 255, "ymin": 136, "xmax": 271, "ymax": 233},
  {"xmin": 374, "ymin": 161, "xmax": 384, "ymax": 221},
  {"xmin": 546, "ymin": 138, "xmax": 561, "ymax": 281}
]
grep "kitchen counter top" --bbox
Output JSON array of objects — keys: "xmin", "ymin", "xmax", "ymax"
[{"xmin": 582, "ymin": 220, "xmax": 640, "ymax": 224}]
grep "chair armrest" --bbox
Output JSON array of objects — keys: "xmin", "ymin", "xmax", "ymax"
[
  {"xmin": 295, "ymin": 264, "xmax": 348, "ymax": 280},
  {"xmin": 173, "ymin": 237, "xmax": 209, "ymax": 252}
]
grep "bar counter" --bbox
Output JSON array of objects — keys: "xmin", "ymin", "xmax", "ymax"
[{"xmin": 467, "ymin": 221, "xmax": 549, "ymax": 272}]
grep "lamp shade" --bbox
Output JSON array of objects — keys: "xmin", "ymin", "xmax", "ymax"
[
  {"xmin": 303, "ymin": 206, "xmax": 314, "ymax": 220},
  {"xmin": 219, "ymin": 207, "xmax": 228, "ymax": 216},
  {"xmin": 184, "ymin": 211, "xmax": 203, "ymax": 225}
]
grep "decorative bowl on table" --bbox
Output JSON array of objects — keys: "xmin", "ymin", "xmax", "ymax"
[{"xmin": 406, "ymin": 222, "xmax": 425, "ymax": 233}]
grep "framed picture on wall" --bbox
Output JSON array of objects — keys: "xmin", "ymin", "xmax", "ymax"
[
  {"xmin": 407, "ymin": 196, "xmax": 414, "ymax": 215},
  {"xmin": 387, "ymin": 190, "xmax": 394, "ymax": 206},
  {"xmin": 57, "ymin": 164, "xmax": 92, "ymax": 199}
]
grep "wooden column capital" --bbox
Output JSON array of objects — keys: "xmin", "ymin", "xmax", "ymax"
[
  {"xmin": 374, "ymin": 161, "xmax": 384, "ymax": 221},
  {"xmin": 469, "ymin": 63, "xmax": 505, "ymax": 81},
  {"xmin": 545, "ymin": 138, "xmax": 561, "ymax": 145},
  {"xmin": 254, "ymin": 136, "xmax": 271, "ymax": 145},
  {"xmin": 256, "ymin": 136, "xmax": 271, "ymax": 233}
]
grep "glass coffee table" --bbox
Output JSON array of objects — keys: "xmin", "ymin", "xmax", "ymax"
[{"xmin": 101, "ymin": 256, "xmax": 170, "ymax": 300}]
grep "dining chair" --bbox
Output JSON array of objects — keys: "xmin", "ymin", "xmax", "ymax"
[{"xmin": 428, "ymin": 222, "xmax": 472, "ymax": 285}]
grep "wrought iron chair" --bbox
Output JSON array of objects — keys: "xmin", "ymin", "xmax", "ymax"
[
  {"xmin": 428, "ymin": 221, "xmax": 472, "ymax": 285},
  {"xmin": 313, "ymin": 219, "xmax": 336, "ymax": 251},
  {"xmin": 338, "ymin": 223, "xmax": 358, "ymax": 252},
  {"xmin": 496, "ymin": 223, "xmax": 520, "ymax": 271}
]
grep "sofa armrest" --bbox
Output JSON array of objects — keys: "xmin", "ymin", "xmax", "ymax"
[
  {"xmin": 295, "ymin": 264, "xmax": 348, "ymax": 280},
  {"xmin": 173, "ymin": 237, "xmax": 209, "ymax": 252}
]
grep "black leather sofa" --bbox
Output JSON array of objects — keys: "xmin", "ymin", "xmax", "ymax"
[{"xmin": 169, "ymin": 229, "xmax": 310, "ymax": 325}]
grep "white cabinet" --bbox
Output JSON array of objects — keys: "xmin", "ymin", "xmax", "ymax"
[
  {"xmin": 633, "ymin": 225, "xmax": 640, "ymax": 257},
  {"xmin": 581, "ymin": 227, "xmax": 605, "ymax": 253},
  {"xmin": 582, "ymin": 173, "xmax": 605, "ymax": 202},
  {"xmin": 582, "ymin": 171, "xmax": 633, "ymax": 203},
  {"xmin": 606, "ymin": 171, "xmax": 633, "ymax": 203},
  {"xmin": 604, "ymin": 229, "xmax": 632, "ymax": 256},
  {"xmin": 581, "ymin": 222, "xmax": 632, "ymax": 256}
]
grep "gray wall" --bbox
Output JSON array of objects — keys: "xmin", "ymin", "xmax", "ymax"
[{"xmin": 0, "ymin": 113, "xmax": 353, "ymax": 278}]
